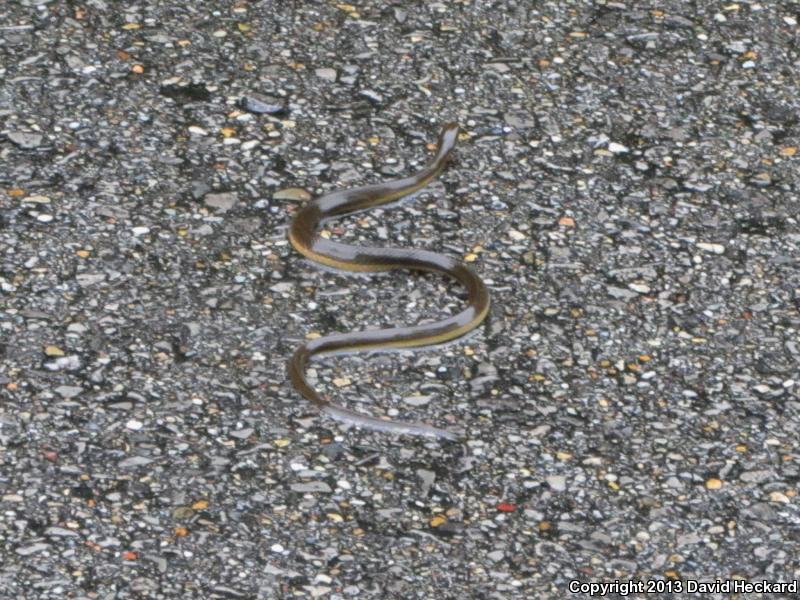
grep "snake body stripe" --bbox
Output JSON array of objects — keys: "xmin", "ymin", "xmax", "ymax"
[{"xmin": 287, "ymin": 123, "xmax": 490, "ymax": 439}]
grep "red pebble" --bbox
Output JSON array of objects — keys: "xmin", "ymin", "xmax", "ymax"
[{"xmin": 497, "ymin": 502, "xmax": 517, "ymax": 512}]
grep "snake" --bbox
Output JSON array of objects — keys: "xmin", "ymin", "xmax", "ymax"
[{"xmin": 287, "ymin": 123, "xmax": 490, "ymax": 440}]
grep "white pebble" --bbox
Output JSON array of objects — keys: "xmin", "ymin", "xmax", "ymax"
[
  {"xmin": 546, "ymin": 475, "xmax": 567, "ymax": 491},
  {"xmin": 315, "ymin": 68, "xmax": 337, "ymax": 82},
  {"xmin": 608, "ymin": 142, "xmax": 629, "ymax": 154},
  {"xmin": 696, "ymin": 242, "xmax": 725, "ymax": 254},
  {"xmin": 126, "ymin": 419, "xmax": 143, "ymax": 430}
]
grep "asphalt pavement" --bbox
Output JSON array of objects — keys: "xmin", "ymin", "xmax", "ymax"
[{"xmin": 1, "ymin": 1, "xmax": 799, "ymax": 598}]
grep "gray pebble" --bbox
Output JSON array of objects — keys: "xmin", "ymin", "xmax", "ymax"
[
  {"xmin": 8, "ymin": 131, "xmax": 42, "ymax": 148},
  {"xmin": 204, "ymin": 192, "xmax": 238, "ymax": 212},
  {"xmin": 290, "ymin": 482, "xmax": 332, "ymax": 493}
]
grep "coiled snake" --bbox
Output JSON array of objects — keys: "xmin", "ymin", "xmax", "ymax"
[{"xmin": 287, "ymin": 123, "xmax": 490, "ymax": 439}]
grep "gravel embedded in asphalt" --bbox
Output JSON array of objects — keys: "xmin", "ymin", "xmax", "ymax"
[{"xmin": 1, "ymin": 1, "xmax": 799, "ymax": 598}]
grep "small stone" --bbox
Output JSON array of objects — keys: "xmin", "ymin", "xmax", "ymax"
[
  {"xmin": 8, "ymin": 131, "xmax": 43, "ymax": 149},
  {"xmin": 487, "ymin": 550, "xmax": 505, "ymax": 562},
  {"xmin": 269, "ymin": 282, "xmax": 293, "ymax": 293},
  {"xmin": 739, "ymin": 470, "xmax": 773, "ymax": 484},
  {"xmin": 118, "ymin": 455, "xmax": 154, "ymax": 468},
  {"xmin": 23, "ymin": 195, "xmax": 50, "ymax": 203},
  {"xmin": 546, "ymin": 475, "xmax": 567, "ymax": 491},
  {"xmin": 273, "ymin": 188, "xmax": 312, "ymax": 202},
  {"xmin": 126, "ymin": 419, "xmax": 144, "ymax": 430},
  {"xmin": 172, "ymin": 506, "xmax": 195, "ymax": 520},
  {"xmin": 204, "ymin": 192, "xmax": 238, "ymax": 212},
  {"xmin": 76, "ymin": 273, "xmax": 106, "ymax": 286},
  {"xmin": 607, "ymin": 286, "xmax": 637, "ymax": 300},
  {"xmin": 629, "ymin": 283, "xmax": 651, "ymax": 294},
  {"xmin": 16, "ymin": 543, "xmax": 50, "ymax": 556},
  {"xmin": 429, "ymin": 515, "xmax": 447, "ymax": 527},
  {"xmin": 305, "ymin": 586, "xmax": 331, "ymax": 598},
  {"xmin": 44, "ymin": 526, "xmax": 79, "ymax": 537},
  {"xmin": 769, "ymin": 491, "xmax": 790, "ymax": 503},
  {"xmin": 403, "ymin": 395, "xmax": 432, "ymax": 407},
  {"xmin": 229, "ymin": 428, "xmax": 254, "ymax": 439},
  {"xmin": 508, "ymin": 229, "xmax": 526, "ymax": 241},
  {"xmin": 45, "ymin": 356, "xmax": 80, "ymax": 371},
  {"xmin": 131, "ymin": 226, "xmax": 150, "ymax": 236},
  {"xmin": 55, "ymin": 385, "xmax": 83, "ymax": 398},
  {"xmin": 608, "ymin": 142, "xmax": 629, "ymax": 154},
  {"xmin": 486, "ymin": 62, "xmax": 510, "ymax": 73},
  {"xmin": 705, "ymin": 478, "xmax": 723, "ymax": 490},
  {"xmin": 358, "ymin": 89, "xmax": 383, "ymax": 104},
  {"xmin": 676, "ymin": 532, "xmax": 701, "ymax": 547},
  {"xmin": 558, "ymin": 216, "xmax": 575, "ymax": 227},
  {"xmin": 315, "ymin": 68, "xmax": 337, "ymax": 82},
  {"xmin": 290, "ymin": 482, "xmax": 332, "ymax": 493},
  {"xmin": 332, "ymin": 377, "xmax": 351, "ymax": 387},
  {"xmin": 190, "ymin": 181, "xmax": 211, "ymax": 200},
  {"xmin": 44, "ymin": 345, "xmax": 65, "ymax": 357},
  {"xmin": 684, "ymin": 181, "xmax": 713, "ymax": 192},
  {"xmin": 696, "ymin": 242, "xmax": 725, "ymax": 254},
  {"xmin": 326, "ymin": 513, "xmax": 344, "ymax": 522},
  {"xmin": 504, "ymin": 111, "xmax": 536, "ymax": 128}
]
